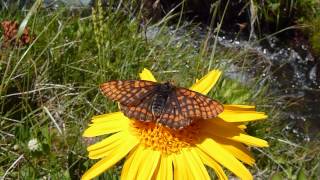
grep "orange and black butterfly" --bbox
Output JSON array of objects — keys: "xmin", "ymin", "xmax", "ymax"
[{"xmin": 100, "ymin": 80, "xmax": 224, "ymax": 129}]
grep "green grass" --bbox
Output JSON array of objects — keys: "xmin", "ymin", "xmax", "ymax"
[{"xmin": 0, "ymin": 1, "xmax": 319, "ymax": 180}]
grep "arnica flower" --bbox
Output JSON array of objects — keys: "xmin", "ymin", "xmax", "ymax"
[{"xmin": 82, "ymin": 68, "xmax": 269, "ymax": 180}]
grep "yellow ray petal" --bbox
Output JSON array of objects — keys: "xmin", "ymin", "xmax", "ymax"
[
  {"xmin": 137, "ymin": 148, "xmax": 161, "ymax": 180},
  {"xmin": 81, "ymin": 138, "xmax": 138, "ymax": 180},
  {"xmin": 197, "ymin": 138, "xmax": 253, "ymax": 180},
  {"xmin": 121, "ymin": 146, "xmax": 139, "ymax": 180},
  {"xmin": 195, "ymin": 148, "xmax": 228, "ymax": 180},
  {"xmin": 189, "ymin": 70, "xmax": 221, "ymax": 95},
  {"xmin": 139, "ymin": 68, "xmax": 157, "ymax": 82},
  {"xmin": 87, "ymin": 131, "xmax": 125, "ymax": 151},
  {"xmin": 221, "ymin": 121, "xmax": 247, "ymax": 130},
  {"xmin": 206, "ymin": 118, "xmax": 246, "ymax": 132},
  {"xmin": 227, "ymin": 133, "xmax": 269, "ymax": 147},
  {"xmin": 218, "ymin": 110, "xmax": 267, "ymax": 122},
  {"xmin": 202, "ymin": 118, "xmax": 244, "ymax": 137},
  {"xmin": 88, "ymin": 132, "xmax": 139, "ymax": 159},
  {"xmin": 172, "ymin": 152, "xmax": 190, "ymax": 180},
  {"xmin": 184, "ymin": 148, "xmax": 210, "ymax": 180},
  {"xmin": 83, "ymin": 118, "xmax": 128, "ymax": 137},
  {"xmin": 223, "ymin": 105, "xmax": 256, "ymax": 111},
  {"xmin": 155, "ymin": 154, "xmax": 173, "ymax": 180},
  {"xmin": 88, "ymin": 137, "xmax": 124, "ymax": 159},
  {"xmin": 202, "ymin": 120, "xmax": 268, "ymax": 147},
  {"xmin": 124, "ymin": 145, "xmax": 147, "ymax": 179},
  {"xmin": 212, "ymin": 136, "xmax": 255, "ymax": 166},
  {"xmin": 87, "ymin": 131, "xmax": 139, "ymax": 151},
  {"xmin": 180, "ymin": 149, "xmax": 198, "ymax": 180},
  {"xmin": 91, "ymin": 112, "xmax": 129, "ymax": 123}
]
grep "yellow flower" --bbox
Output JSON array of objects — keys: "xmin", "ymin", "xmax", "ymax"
[{"xmin": 82, "ymin": 68, "xmax": 269, "ymax": 180}]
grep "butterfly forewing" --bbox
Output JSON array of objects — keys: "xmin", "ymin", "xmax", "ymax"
[
  {"xmin": 120, "ymin": 93, "xmax": 155, "ymax": 122},
  {"xmin": 100, "ymin": 80, "xmax": 157, "ymax": 106}
]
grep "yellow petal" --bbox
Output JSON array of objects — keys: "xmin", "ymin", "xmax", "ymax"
[
  {"xmin": 91, "ymin": 112, "xmax": 129, "ymax": 123},
  {"xmin": 212, "ymin": 136, "xmax": 255, "ymax": 166},
  {"xmin": 123, "ymin": 145, "xmax": 146, "ymax": 179},
  {"xmin": 81, "ymin": 137, "xmax": 138, "ymax": 180},
  {"xmin": 202, "ymin": 120, "xmax": 269, "ymax": 147},
  {"xmin": 202, "ymin": 118, "xmax": 245, "ymax": 137},
  {"xmin": 172, "ymin": 152, "xmax": 190, "ymax": 180},
  {"xmin": 206, "ymin": 118, "xmax": 245, "ymax": 132},
  {"xmin": 227, "ymin": 133, "xmax": 269, "ymax": 147},
  {"xmin": 88, "ymin": 131, "xmax": 139, "ymax": 159},
  {"xmin": 139, "ymin": 68, "xmax": 157, "ymax": 82},
  {"xmin": 189, "ymin": 70, "xmax": 221, "ymax": 95},
  {"xmin": 121, "ymin": 146, "xmax": 138, "ymax": 180},
  {"xmin": 155, "ymin": 155, "xmax": 173, "ymax": 180},
  {"xmin": 184, "ymin": 148, "xmax": 210, "ymax": 180},
  {"xmin": 197, "ymin": 138, "xmax": 253, "ymax": 180},
  {"xmin": 180, "ymin": 149, "xmax": 200, "ymax": 180},
  {"xmin": 83, "ymin": 118, "xmax": 128, "ymax": 137},
  {"xmin": 219, "ymin": 110, "xmax": 267, "ymax": 122},
  {"xmin": 87, "ymin": 131, "xmax": 125, "ymax": 151},
  {"xmin": 137, "ymin": 148, "xmax": 161, "ymax": 180},
  {"xmin": 224, "ymin": 105, "xmax": 256, "ymax": 111},
  {"xmin": 195, "ymin": 148, "xmax": 228, "ymax": 180},
  {"xmin": 88, "ymin": 138, "xmax": 123, "ymax": 159},
  {"xmin": 124, "ymin": 146, "xmax": 160, "ymax": 180}
]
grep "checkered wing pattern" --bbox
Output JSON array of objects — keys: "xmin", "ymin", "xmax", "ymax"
[
  {"xmin": 157, "ymin": 88, "xmax": 223, "ymax": 129},
  {"xmin": 100, "ymin": 80, "xmax": 157, "ymax": 106},
  {"xmin": 158, "ymin": 94, "xmax": 192, "ymax": 129},
  {"xmin": 175, "ymin": 88, "xmax": 224, "ymax": 120},
  {"xmin": 120, "ymin": 94, "xmax": 155, "ymax": 122}
]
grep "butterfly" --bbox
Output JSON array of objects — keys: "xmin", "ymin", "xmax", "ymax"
[{"xmin": 100, "ymin": 80, "xmax": 224, "ymax": 129}]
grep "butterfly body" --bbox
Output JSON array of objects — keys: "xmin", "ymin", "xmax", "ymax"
[
  {"xmin": 100, "ymin": 80, "xmax": 223, "ymax": 129},
  {"xmin": 151, "ymin": 82, "xmax": 174, "ymax": 118}
]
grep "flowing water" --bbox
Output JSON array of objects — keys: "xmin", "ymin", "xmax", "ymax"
[{"xmin": 219, "ymin": 33, "xmax": 320, "ymax": 140}]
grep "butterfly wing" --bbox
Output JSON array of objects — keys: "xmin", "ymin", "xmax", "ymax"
[
  {"xmin": 100, "ymin": 80, "xmax": 158, "ymax": 106},
  {"xmin": 175, "ymin": 88, "xmax": 224, "ymax": 120},
  {"xmin": 120, "ymin": 93, "xmax": 155, "ymax": 122},
  {"xmin": 157, "ymin": 93, "xmax": 192, "ymax": 129}
]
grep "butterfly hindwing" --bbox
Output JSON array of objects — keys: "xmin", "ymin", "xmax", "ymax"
[
  {"xmin": 100, "ymin": 80, "xmax": 157, "ymax": 106},
  {"xmin": 175, "ymin": 88, "xmax": 224, "ymax": 120},
  {"xmin": 158, "ymin": 93, "xmax": 192, "ymax": 129}
]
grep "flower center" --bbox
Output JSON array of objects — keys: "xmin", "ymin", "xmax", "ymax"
[{"xmin": 130, "ymin": 120, "xmax": 201, "ymax": 154}]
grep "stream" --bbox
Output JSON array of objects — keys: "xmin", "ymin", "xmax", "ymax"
[{"xmin": 218, "ymin": 32, "xmax": 320, "ymax": 140}]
